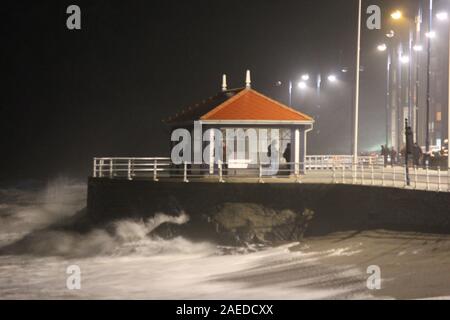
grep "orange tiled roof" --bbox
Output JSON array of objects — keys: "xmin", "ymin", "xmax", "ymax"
[
  {"xmin": 201, "ymin": 89, "xmax": 313, "ymax": 122},
  {"xmin": 165, "ymin": 88, "xmax": 313, "ymax": 125}
]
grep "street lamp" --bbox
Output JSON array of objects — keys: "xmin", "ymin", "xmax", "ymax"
[
  {"xmin": 390, "ymin": 9, "xmax": 414, "ymax": 149},
  {"xmin": 400, "ymin": 55, "xmax": 411, "ymax": 64},
  {"xmin": 413, "ymin": 7, "xmax": 423, "ymax": 143},
  {"xmin": 390, "ymin": 7, "xmax": 424, "ymax": 148},
  {"xmin": 327, "ymin": 74, "xmax": 337, "ymax": 82},
  {"xmin": 298, "ymin": 81, "xmax": 307, "ymax": 90},
  {"xmin": 353, "ymin": 0, "xmax": 362, "ymax": 173},
  {"xmin": 436, "ymin": 11, "xmax": 448, "ymax": 21},
  {"xmin": 280, "ymin": 71, "xmax": 340, "ymax": 106},
  {"xmin": 376, "ymin": 41, "xmax": 393, "ymax": 148},
  {"xmin": 391, "ymin": 10, "xmax": 403, "ymax": 20},
  {"xmin": 425, "ymin": 0, "xmax": 434, "ymax": 155},
  {"xmin": 426, "ymin": 30, "xmax": 437, "ymax": 38}
]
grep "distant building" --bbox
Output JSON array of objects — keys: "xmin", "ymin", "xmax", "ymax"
[{"xmin": 164, "ymin": 71, "xmax": 314, "ymax": 175}]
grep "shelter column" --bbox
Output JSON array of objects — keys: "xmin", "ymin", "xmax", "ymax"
[
  {"xmin": 300, "ymin": 129, "xmax": 307, "ymax": 174},
  {"xmin": 290, "ymin": 128, "xmax": 301, "ymax": 175},
  {"xmin": 209, "ymin": 129, "xmax": 215, "ymax": 174}
]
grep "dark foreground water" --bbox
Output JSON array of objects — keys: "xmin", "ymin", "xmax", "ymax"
[{"xmin": 0, "ymin": 178, "xmax": 449, "ymax": 300}]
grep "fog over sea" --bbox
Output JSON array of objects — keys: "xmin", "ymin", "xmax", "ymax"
[{"xmin": 3, "ymin": 178, "xmax": 444, "ymax": 300}]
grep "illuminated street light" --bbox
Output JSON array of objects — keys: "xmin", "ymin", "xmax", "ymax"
[
  {"xmin": 436, "ymin": 11, "xmax": 448, "ymax": 21},
  {"xmin": 400, "ymin": 55, "xmax": 410, "ymax": 64},
  {"xmin": 377, "ymin": 43, "xmax": 387, "ymax": 52},
  {"xmin": 297, "ymin": 81, "xmax": 307, "ymax": 90},
  {"xmin": 391, "ymin": 10, "xmax": 403, "ymax": 20},
  {"xmin": 301, "ymin": 74, "xmax": 310, "ymax": 81},
  {"xmin": 426, "ymin": 31, "xmax": 436, "ymax": 38},
  {"xmin": 413, "ymin": 44, "xmax": 424, "ymax": 51},
  {"xmin": 327, "ymin": 74, "xmax": 337, "ymax": 82}
]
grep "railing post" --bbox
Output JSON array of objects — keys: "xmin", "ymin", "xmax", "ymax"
[
  {"xmin": 127, "ymin": 159, "xmax": 132, "ymax": 180},
  {"xmin": 414, "ymin": 166, "xmax": 418, "ymax": 190},
  {"xmin": 99, "ymin": 159, "xmax": 104, "ymax": 178},
  {"xmin": 93, "ymin": 158, "xmax": 97, "ymax": 178},
  {"xmin": 153, "ymin": 159, "xmax": 159, "ymax": 182},
  {"xmin": 404, "ymin": 165, "xmax": 408, "ymax": 188},
  {"xmin": 332, "ymin": 165, "xmax": 336, "ymax": 184},
  {"xmin": 352, "ymin": 162, "xmax": 356, "ymax": 184},
  {"xmin": 295, "ymin": 162, "xmax": 302, "ymax": 183},
  {"xmin": 295, "ymin": 161, "xmax": 300, "ymax": 177},
  {"xmin": 218, "ymin": 160, "xmax": 224, "ymax": 183},
  {"xmin": 183, "ymin": 162, "xmax": 189, "ymax": 183},
  {"xmin": 393, "ymin": 166, "xmax": 396, "ymax": 187},
  {"xmin": 438, "ymin": 167, "xmax": 441, "ymax": 192},
  {"xmin": 382, "ymin": 166, "xmax": 385, "ymax": 186},
  {"xmin": 342, "ymin": 165, "xmax": 346, "ymax": 184},
  {"xmin": 259, "ymin": 164, "xmax": 264, "ymax": 184},
  {"xmin": 109, "ymin": 159, "xmax": 113, "ymax": 179},
  {"xmin": 361, "ymin": 164, "xmax": 365, "ymax": 185},
  {"xmin": 448, "ymin": 168, "xmax": 450, "ymax": 192},
  {"xmin": 371, "ymin": 165, "xmax": 374, "ymax": 186},
  {"xmin": 426, "ymin": 165, "xmax": 430, "ymax": 191}
]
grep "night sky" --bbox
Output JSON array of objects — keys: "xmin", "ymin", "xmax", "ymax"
[{"xmin": 1, "ymin": 0, "xmax": 433, "ymax": 180}]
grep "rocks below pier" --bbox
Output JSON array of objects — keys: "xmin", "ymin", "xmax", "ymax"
[{"xmin": 153, "ymin": 203, "xmax": 315, "ymax": 245}]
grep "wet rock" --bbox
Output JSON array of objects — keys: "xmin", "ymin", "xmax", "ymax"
[
  {"xmin": 209, "ymin": 203, "xmax": 314, "ymax": 245},
  {"xmin": 152, "ymin": 203, "xmax": 315, "ymax": 246}
]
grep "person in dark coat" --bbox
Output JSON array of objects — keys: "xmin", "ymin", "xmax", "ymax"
[
  {"xmin": 381, "ymin": 145, "xmax": 388, "ymax": 167},
  {"xmin": 390, "ymin": 147, "xmax": 397, "ymax": 167},
  {"xmin": 283, "ymin": 143, "xmax": 292, "ymax": 164},
  {"xmin": 413, "ymin": 143, "xmax": 423, "ymax": 167}
]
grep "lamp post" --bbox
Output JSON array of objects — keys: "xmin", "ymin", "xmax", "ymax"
[
  {"xmin": 426, "ymin": 0, "xmax": 434, "ymax": 155},
  {"xmin": 414, "ymin": 7, "xmax": 423, "ymax": 143},
  {"xmin": 389, "ymin": 8, "xmax": 424, "ymax": 155},
  {"xmin": 353, "ymin": 0, "xmax": 362, "ymax": 169},
  {"xmin": 377, "ymin": 42, "xmax": 392, "ymax": 147},
  {"xmin": 433, "ymin": 8, "xmax": 450, "ymax": 170}
]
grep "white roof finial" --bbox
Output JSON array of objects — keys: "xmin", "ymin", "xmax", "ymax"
[
  {"xmin": 245, "ymin": 70, "xmax": 251, "ymax": 88},
  {"xmin": 222, "ymin": 74, "xmax": 227, "ymax": 92}
]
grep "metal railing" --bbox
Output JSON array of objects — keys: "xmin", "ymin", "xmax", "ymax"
[
  {"xmin": 93, "ymin": 157, "xmax": 450, "ymax": 193},
  {"xmin": 305, "ymin": 155, "xmax": 382, "ymax": 170},
  {"xmin": 93, "ymin": 157, "xmax": 172, "ymax": 181}
]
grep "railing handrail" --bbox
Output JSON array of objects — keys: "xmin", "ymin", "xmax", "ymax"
[
  {"xmin": 94, "ymin": 157, "xmax": 171, "ymax": 161},
  {"xmin": 92, "ymin": 156, "xmax": 449, "ymax": 193}
]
